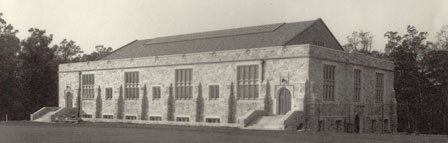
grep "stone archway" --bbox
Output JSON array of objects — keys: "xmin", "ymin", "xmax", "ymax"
[{"xmin": 277, "ymin": 87, "xmax": 291, "ymax": 115}]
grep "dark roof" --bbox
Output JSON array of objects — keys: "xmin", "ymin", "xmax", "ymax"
[{"xmin": 101, "ymin": 18, "xmax": 335, "ymax": 60}]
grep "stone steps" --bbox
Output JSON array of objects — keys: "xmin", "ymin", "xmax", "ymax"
[
  {"xmin": 245, "ymin": 115, "xmax": 285, "ymax": 130},
  {"xmin": 33, "ymin": 111, "xmax": 57, "ymax": 122}
]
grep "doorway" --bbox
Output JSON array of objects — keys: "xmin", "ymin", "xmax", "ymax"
[
  {"xmin": 277, "ymin": 88, "xmax": 291, "ymax": 115},
  {"xmin": 355, "ymin": 115, "xmax": 360, "ymax": 133}
]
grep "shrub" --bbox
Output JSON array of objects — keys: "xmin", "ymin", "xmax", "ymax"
[
  {"xmin": 196, "ymin": 83, "xmax": 204, "ymax": 122},
  {"xmin": 228, "ymin": 82, "xmax": 236, "ymax": 123},
  {"xmin": 96, "ymin": 86, "xmax": 102, "ymax": 118}
]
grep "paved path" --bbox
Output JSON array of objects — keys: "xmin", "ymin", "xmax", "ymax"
[{"xmin": 0, "ymin": 121, "xmax": 447, "ymax": 143}]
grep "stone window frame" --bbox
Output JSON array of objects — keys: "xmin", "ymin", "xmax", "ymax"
[
  {"xmin": 375, "ymin": 72, "xmax": 384, "ymax": 103},
  {"xmin": 102, "ymin": 114, "xmax": 114, "ymax": 119},
  {"xmin": 149, "ymin": 115, "xmax": 162, "ymax": 121},
  {"xmin": 81, "ymin": 74, "xmax": 95, "ymax": 99},
  {"xmin": 125, "ymin": 114, "xmax": 138, "ymax": 120},
  {"xmin": 175, "ymin": 115, "xmax": 190, "ymax": 122},
  {"xmin": 82, "ymin": 114, "xmax": 93, "ymax": 118},
  {"xmin": 323, "ymin": 64, "xmax": 336, "ymax": 101},
  {"xmin": 105, "ymin": 87, "xmax": 113, "ymax": 100},
  {"xmin": 152, "ymin": 86, "xmax": 162, "ymax": 100},
  {"xmin": 124, "ymin": 71, "xmax": 139, "ymax": 100},
  {"xmin": 235, "ymin": 61, "xmax": 262, "ymax": 100},
  {"xmin": 208, "ymin": 84, "xmax": 220, "ymax": 100},
  {"xmin": 353, "ymin": 68, "xmax": 362, "ymax": 102},
  {"xmin": 174, "ymin": 68, "xmax": 193, "ymax": 100},
  {"xmin": 205, "ymin": 116, "xmax": 221, "ymax": 123}
]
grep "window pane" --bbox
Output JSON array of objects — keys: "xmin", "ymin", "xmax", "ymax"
[
  {"xmin": 254, "ymin": 65, "xmax": 259, "ymax": 80},
  {"xmin": 216, "ymin": 86, "xmax": 219, "ymax": 98}
]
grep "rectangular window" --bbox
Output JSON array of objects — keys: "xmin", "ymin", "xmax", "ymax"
[
  {"xmin": 125, "ymin": 115, "xmax": 137, "ymax": 120},
  {"xmin": 371, "ymin": 120, "xmax": 377, "ymax": 132},
  {"xmin": 125, "ymin": 72, "xmax": 139, "ymax": 100},
  {"xmin": 209, "ymin": 85, "xmax": 219, "ymax": 100},
  {"xmin": 176, "ymin": 117, "xmax": 190, "ymax": 122},
  {"xmin": 82, "ymin": 114, "xmax": 92, "ymax": 118},
  {"xmin": 152, "ymin": 86, "xmax": 161, "ymax": 100},
  {"xmin": 205, "ymin": 118, "xmax": 220, "ymax": 123},
  {"xmin": 237, "ymin": 65, "xmax": 259, "ymax": 100},
  {"xmin": 376, "ymin": 73, "xmax": 384, "ymax": 103},
  {"xmin": 82, "ymin": 74, "xmax": 95, "ymax": 99},
  {"xmin": 354, "ymin": 69, "xmax": 361, "ymax": 102},
  {"xmin": 175, "ymin": 69, "xmax": 193, "ymax": 100},
  {"xmin": 149, "ymin": 116, "xmax": 162, "ymax": 121},
  {"xmin": 336, "ymin": 120, "xmax": 342, "ymax": 132},
  {"xmin": 103, "ymin": 115, "xmax": 113, "ymax": 119},
  {"xmin": 323, "ymin": 65, "xmax": 335, "ymax": 101},
  {"xmin": 105, "ymin": 88, "xmax": 113, "ymax": 100}
]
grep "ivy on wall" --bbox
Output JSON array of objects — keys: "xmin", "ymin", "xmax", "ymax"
[
  {"xmin": 141, "ymin": 85, "xmax": 148, "ymax": 120},
  {"xmin": 167, "ymin": 84, "xmax": 175, "ymax": 121},
  {"xmin": 117, "ymin": 85, "xmax": 124, "ymax": 119},
  {"xmin": 96, "ymin": 86, "xmax": 102, "ymax": 118},
  {"xmin": 228, "ymin": 82, "xmax": 236, "ymax": 123},
  {"xmin": 196, "ymin": 83, "xmax": 204, "ymax": 122}
]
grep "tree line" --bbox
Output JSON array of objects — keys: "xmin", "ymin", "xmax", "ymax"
[
  {"xmin": 0, "ymin": 13, "xmax": 113, "ymax": 120},
  {"xmin": 345, "ymin": 25, "xmax": 448, "ymax": 134}
]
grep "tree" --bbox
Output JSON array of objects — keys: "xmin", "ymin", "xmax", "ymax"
[
  {"xmin": 228, "ymin": 82, "xmax": 236, "ymax": 123},
  {"xmin": 196, "ymin": 83, "xmax": 204, "ymax": 122},
  {"xmin": 19, "ymin": 28, "xmax": 58, "ymax": 119},
  {"xmin": 167, "ymin": 84, "xmax": 175, "ymax": 121},
  {"xmin": 53, "ymin": 39, "xmax": 83, "ymax": 63},
  {"xmin": 141, "ymin": 85, "xmax": 148, "ymax": 120},
  {"xmin": 434, "ymin": 25, "xmax": 448, "ymax": 50},
  {"xmin": 384, "ymin": 25, "xmax": 431, "ymax": 133},
  {"xmin": 80, "ymin": 45, "xmax": 113, "ymax": 61},
  {"xmin": 0, "ymin": 13, "xmax": 22, "ymax": 120},
  {"xmin": 117, "ymin": 85, "xmax": 124, "ymax": 119},
  {"xmin": 343, "ymin": 30, "xmax": 373, "ymax": 53},
  {"xmin": 96, "ymin": 86, "xmax": 102, "ymax": 118},
  {"xmin": 264, "ymin": 81, "xmax": 273, "ymax": 115}
]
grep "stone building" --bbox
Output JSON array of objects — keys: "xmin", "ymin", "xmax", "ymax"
[{"xmin": 32, "ymin": 18, "xmax": 397, "ymax": 132}]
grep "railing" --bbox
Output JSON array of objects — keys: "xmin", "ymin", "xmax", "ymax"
[
  {"xmin": 282, "ymin": 110, "xmax": 302, "ymax": 130},
  {"xmin": 239, "ymin": 110, "xmax": 265, "ymax": 127},
  {"xmin": 30, "ymin": 107, "xmax": 60, "ymax": 120},
  {"xmin": 51, "ymin": 108, "xmax": 78, "ymax": 122}
]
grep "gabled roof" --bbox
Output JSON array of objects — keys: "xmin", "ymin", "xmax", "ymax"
[{"xmin": 101, "ymin": 18, "xmax": 342, "ymax": 60}]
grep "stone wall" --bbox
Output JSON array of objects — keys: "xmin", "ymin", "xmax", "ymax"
[
  {"xmin": 59, "ymin": 45, "xmax": 311, "ymax": 125},
  {"xmin": 58, "ymin": 44, "xmax": 396, "ymax": 131},
  {"xmin": 307, "ymin": 45, "xmax": 396, "ymax": 133}
]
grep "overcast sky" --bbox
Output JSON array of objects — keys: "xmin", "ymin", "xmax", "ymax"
[{"xmin": 1, "ymin": 0, "xmax": 447, "ymax": 53}]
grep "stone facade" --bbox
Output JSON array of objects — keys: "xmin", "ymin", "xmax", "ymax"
[{"xmin": 58, "ymin": 44, "xmax": 396, "ymax": 132}]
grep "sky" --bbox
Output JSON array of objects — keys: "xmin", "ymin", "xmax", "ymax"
[{"xmin": 1, "ymin": 0, "xmax": 447, "ymax": 53}]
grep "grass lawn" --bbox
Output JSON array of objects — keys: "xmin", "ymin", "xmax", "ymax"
[{"xmin": 0, "ymin": 121, "xmax": 447, "ymax": 143}]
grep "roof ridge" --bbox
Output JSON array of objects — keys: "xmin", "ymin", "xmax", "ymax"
[
  {"xmin": 143, "ymin": 22, "xmax": 287, "ymax": 45},
  {"xmin": 100, "ymin": 18, "xmax": 326, "ymax": 60}
]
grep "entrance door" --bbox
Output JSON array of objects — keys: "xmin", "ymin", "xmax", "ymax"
[
  {"xmin": 66, "ymin": 92, "xmax": 73, "ymax": 108},
  {"xmin": 277, "ymin": 88, "xmax": 291, "ymax": 115},
  {"xmin": 354, "ymin": 115, "xmax": 360, "ymax": 133}
]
